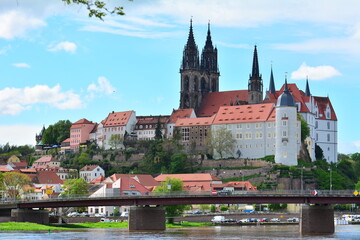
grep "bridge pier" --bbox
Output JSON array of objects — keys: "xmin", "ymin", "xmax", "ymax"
[
  {"xmin": 300, "ymin": 204, "xmax": 334, "ymax": 235},
  {"xmin": 11, "ymin": 209, "xmax": 49, "ymax": 224},
  {"xmin": 128, "ymin": 206, "xmax": 165, "ymax": 231}
]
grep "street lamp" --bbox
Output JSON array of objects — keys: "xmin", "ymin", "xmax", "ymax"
[
  {"xmin": 329, "ymin": 167, "xmax": 332, "ymax": 193},
  {"xmin": 301, "ymin": 166, "xmax": 305, "ymax": 194}
]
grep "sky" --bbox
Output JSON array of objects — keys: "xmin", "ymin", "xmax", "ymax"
[{"xmin": 0, "ymin": 0, "xmax": 359, "ymax": 154}]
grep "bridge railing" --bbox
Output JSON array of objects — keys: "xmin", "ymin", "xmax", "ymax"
[{"xmin": 1, "ymin": 190, "xmax": 358, "ymax": 204}]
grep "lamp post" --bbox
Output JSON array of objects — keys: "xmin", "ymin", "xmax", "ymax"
[
  {"xmin": 300, "ymin": 166, "xmax": 304, "ymax": 194},
  {"xmin": 329, "ymin": 167, "xmax": 332, "ymax": 193}
]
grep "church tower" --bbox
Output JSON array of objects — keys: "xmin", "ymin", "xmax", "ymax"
[
  {"xmin": 180, "ymin": 20, "xmax": 219, "ymax": 110},
  {"xmin": 248, "ymin": 45, "xmax": 263, "ymax": 104}
]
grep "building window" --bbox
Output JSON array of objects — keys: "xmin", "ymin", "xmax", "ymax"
[
  {"xmin": 327, "ymin": 134, "xmax": 330, "ymax": 142},
  {"xmin": 246, "ymin": 124, "xmax": 250, "ymax": 129},
  {"xmin": 283, "ymin": 152, "xmax": 287, "ymax": 158},
  {"xmin": 315, "ymin": 121, "xmax": 318, "ymax": 129},
  {"xmin": 182, "ymin": 128, "xmax": 190, "ymax": 141},
  {"xmin": 282, "ymin": 131, "xmax": 287, "ymax": 137},
  {"xmin": 282, "ymin": 120, "xmax": 287, "ymax": 126},
  {"xmin": 327, "ymin": 122, "xmax": 330, "ymax": 129}
]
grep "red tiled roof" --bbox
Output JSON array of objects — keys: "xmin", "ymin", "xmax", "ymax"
[
  {"xmin": 175, "ymin": 115, "xmax": 215, "ymax": 127},
  {"xmin": 34, "ymin": 156, "xmax": 59, "ymax": 163},
  {"xmin": 90, "ymin": 175, "xmax": 106, "ymax": 184},
  {"xmin": 33, "ymin": 171, "xmax": 64, "ymax": 184},
  {"xmin": 197, "ymin": 90, "xmax": 248, "ymax": 117},
  {"xmin": 168, "ymin": 109, "xmax": 195, "ymax": 124},
  {"xmin": 108, "ymin": 174, "xmax": 160, "ymax": 187},
  {"xmin": 314, "ymin": 96, "xmax": 337, "ymax": 121},
  {"xmin": 155, "ymin": 173, "xmax": 219, "ymax": 182},
  {"xmin": 62, "ymin": 138, "xmax": 70, "ymax": 143},
  {"xmin": 118, "ymin": 177, "xmax": 150, "ymax": 192},
  {"xmin": 80, "ymin": 165, "xmax": 101, "ymax": 171},
  {"xmin": 136, "ymin": 116, "xmax": 170, "ymax": 125},
  {"xmin": 103, "ymin": 111, "xmax": 134, "ymax": 127},
  {"xmin": 212, "ymin": 181, "xmax": 258, "ymax": 191},
  {"xmin": 212, "ymin": 103, "xmax": 275, "ymax": 125},
  {"xmin": 71, "ymin": 118, "xmax": 94, "ymax": 128}
]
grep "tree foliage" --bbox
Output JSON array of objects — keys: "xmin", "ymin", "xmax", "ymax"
[
  {"xmin": 155, "ymin": 118, "xmax": 163, "ymax": 140},
  {"xmin": 154, "ymin": 177, "xmax": 187, "ymax": 222},
  {"xmin": 108, "ymin": 134, "xmax": 123, "ymax": 149},
  {"xmin": 62, "ymin": 0, "xmax": 132, "ymax": 20},
  {"xmin": 2, "ymin": 172, "xmax": 31, "ymax": 199},
  {"xmin": 298, "ymin": 114, "xmax": 310, "ymax": 142},
  {"xmin": 42, "ymin": 120, "xmax": 72, "ymax": 145},
  {"xmin": 62, "ymin": 178, "xmax": 89, "ymax": 197},
  {"xmin": 206, "ymin": 127, "xmax": 236, "ymax": 159}
]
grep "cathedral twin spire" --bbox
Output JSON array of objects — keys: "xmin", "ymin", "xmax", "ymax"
[{"xmin": 181, "ymin": 20, "xmax": 218, "ymax": 73}]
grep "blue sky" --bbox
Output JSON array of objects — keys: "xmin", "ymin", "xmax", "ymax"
[{"xmin": 0, "ymin": 0, "xmax": 359, "ymax": 154}]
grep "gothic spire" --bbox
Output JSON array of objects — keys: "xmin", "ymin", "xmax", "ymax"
[
  {"xmin": 251, "ymin": 45, "xmax": 260, "ymax": 78},
  {"xmin": 305, "ymin": 76, "xmax": 311, "ymax": 96},
  {"xmin": 181, "ymin": 19, "xmax": 199, "ymax": 71},
  {"xmin": 204, "ymin": 22, "xmax": 213, "ymax": 50},
  {"xmin": 269, "ymin": 65, "xmax": 276, "ymax": 94}
]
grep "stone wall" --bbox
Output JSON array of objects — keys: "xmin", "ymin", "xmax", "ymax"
[{"xmin": 201, "ymin": 159, "xmax": 272, "ymax": 168}]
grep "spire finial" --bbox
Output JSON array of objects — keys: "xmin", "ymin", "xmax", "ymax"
[
  {"xmin": 269, "ymin": 63, "xmax": 276, "ymax": 94},
  {"xmin": 305, "ymin": 76, "xmax": 311, "ymax": 96}
]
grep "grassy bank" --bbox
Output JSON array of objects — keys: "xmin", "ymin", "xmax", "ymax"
[{"xmin": 0, "ymin": 221, "xmax": 212, "ymax": 231}]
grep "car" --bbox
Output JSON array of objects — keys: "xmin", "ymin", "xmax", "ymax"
[
  {"xmin": 287, "ymin": 217, "xmax": 299, "ymax": 222},
  {"xmin": 121, "ymin": 212, "xmax": 129, "ymax": 217},
  {"xmin": 211, "ymin": 216, "xmax": 225, "ymax": 223},
  {"xmin": 270, "ymin": 218, "xmax": 281, "ymax": 222},
  {"xmin": 94, "ymin": 213, "xmax": 106, "ymax": 217},
  {"xmin": 260, "ymin": 218, "xmax": 268, "ymax": 222},
  {"xmin": 217, "ymin": 190, "xmax": 232, "ymax": 196},
  {"xmin": 238, "ymin": 218, "xmax": 250, "ymax": 223},
  {"xmin": 81, "ymin": 212, "xmax": 90, "ymax": 217},
  {"xmin": 110, "ymin": 212, "xmax": 121, "ymax": 217},
  {"xmin": 67, "ymin": 212, "xmax": 81, "ymax": 217},
  {"xmin": 224, "ymin": 218, "xmax": 237, "ymax": 223},
  {"xmin": 100, "ymin": 218, "xmax": 113, "ymax": 222},
  {"xmin": 192, "ymin": 210, "xmax": 202, "ymax": 214}
]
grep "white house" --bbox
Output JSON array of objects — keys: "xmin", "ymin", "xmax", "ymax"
[
  {"xmin": 101, "ymin": 110, "xmax": 137, "ymax": 149},
  {"xmin": 79, "ymin": 165, "xmax": 105, "ymax": 183}
]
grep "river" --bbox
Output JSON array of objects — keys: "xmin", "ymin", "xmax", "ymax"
[{"xmin": 0, "ymin": 225, "xmax": 359, "ymax": 240}]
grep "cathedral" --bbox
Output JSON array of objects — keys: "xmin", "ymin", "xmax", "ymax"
[{"xmin": 176, "ymin": 21, "xmax": 338, "ymax": 164}]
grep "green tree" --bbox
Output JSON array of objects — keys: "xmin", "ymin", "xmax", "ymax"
[
  {"xmin": 170, "ymin": 153, "xmax": 188, "ymax": 174},
  {"xmin": 298, "ymin": 114, "xmax": 310, "ymax": 142},
  {"xmin": 206, "ymin": 127, "xmax": 236, "ymax": 159},
  {"xmin": 155, "ymin": 117, "xmax": 163, "ymax": 140},
  {"xmin": 2, "ymin": 172, "xmax": 31, "ymax": 199},
  {"xmin": 199, "ymin": 204, "xmax": 210, "ymax": 213},
  {"xmin": 42, "ymin": 120, "xmax": 72, "ymax": 145},
  {"xmin": 62, "ymin": 0, "xmax": 131, "ymax": 20},
  {"xmin": 315, "ymin": 144, "xmax": 325, "ymax": 160},
  {"xmin": 355, "ymin": 180, "xmax": 360, "ymax": 190},
  {"xmin": 154, "ymin": 177, "xmax": 187, "ymax": 223},
  {"xmin": 108, "ymin": 134, "xmax": 123, "ymax": 149},
  {"xmin": 62, "ymin": 178, "xmax": 89, "ymax": 197}
]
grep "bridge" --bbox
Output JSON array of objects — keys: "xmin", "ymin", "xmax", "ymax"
[{"xmin": 1, "ymin": 190, "xmax": 359, "ymax": 234}]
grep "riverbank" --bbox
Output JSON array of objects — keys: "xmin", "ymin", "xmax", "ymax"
[{"xmin": 0, "ymin": 221, "xmax": 212, "ymax": 231}]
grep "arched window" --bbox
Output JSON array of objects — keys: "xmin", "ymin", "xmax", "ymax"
[
  {"xmin": 194, "ymin": 77, "xmax": 198, "ymax": 91},
  {"xmin": 184, "ymin": 76, "xmax": 189, "ymax": 91},
  {"xmin": 211, "ymin": 78, "xmax": 217, "ymax": 92},
  {"xmin": 201, "ymin": 78, "xmax": 207, "ymax": 92}
]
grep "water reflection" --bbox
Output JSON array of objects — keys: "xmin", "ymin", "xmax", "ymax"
[{"xmin": 0, "ymin": 225, "xmax": 359, "ymax": 240}]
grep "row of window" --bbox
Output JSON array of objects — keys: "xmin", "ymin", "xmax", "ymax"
[
  {"xmin": 104, "ymin": 127, "xmax": 124, "ymax": 132},
  {"xmin": 316, "ymin": 133, "xmax": 332, "ymax": 142},
  {"xmin": 315, "ymin": 121, "xmax": 332, "ymax": 130}
]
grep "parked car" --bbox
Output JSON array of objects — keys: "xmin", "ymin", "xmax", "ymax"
[
  {"xmin": 100, "ymin": 218, "xmax": 113, "ymax": 222},
  {"xmin": 270, "ymin": 218, "xmax": 281, "ymax": 222},
  {"xmin": 67, "ymin": 212, "xmax": 81, "ymax": 217},
  {"xmin": 287, "ymin": 217, "xmax": 299, "ymax": 222},
  {"xmin": 224, "ymin": 218, "xmax": 237, "ymax": 223},
  {"xmin": 211, "ymin": 216, "xmax": 225, "ymax": 223},
  {"xmin": 238, "ymin": 218, "xmax": 250, "ymax": 223},
  {"xmin": 94, "ymin": 213, "xmax": 106, "ymax": 217},
  {"xmin": 217, "ymin": 190, "xmax": 232, "ymax": 196},
  {"xmin": 260, "ymin": 218, "xmax": 268, "ymax": 222},
  {"xmin": 121, "ymin": 212, "xmax": 129, "ymax": 217},
  {"xmin": 81, "ymin": 212, "xmax": 90, "ymax": 217},
  {"xmin": 192, "ymin": 210, "xmax": 202, "ymax": 215}
]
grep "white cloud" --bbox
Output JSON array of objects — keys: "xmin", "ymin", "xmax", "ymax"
[
  {"xmin": 12, "ymin": 63, "xmax": 31, "ymax": 68},
  {"xmin": 0, "ymin": 125, "xmax": 40, "ymax": 146},
  {"xmin": 48, "ymin": 41, "xmax": 77, "ymax": 54},
  {"xmin": 291, "ymin": 62, "xmax": 341, "ymax": 80},
  {"xmin": 0, "ymin": 84, "xmax": 83, "ymax": 115},
  {"xmin": 0, "ymin": 10, "xmax": 46, "ymax": 39},
  {"xmin": 87, "ymin": 77, "xmax": 116, "ymax": 95}
]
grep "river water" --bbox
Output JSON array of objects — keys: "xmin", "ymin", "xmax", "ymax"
[{"xmin": 0, "ymin": 225, "xmax": 359, "ymax": 240}]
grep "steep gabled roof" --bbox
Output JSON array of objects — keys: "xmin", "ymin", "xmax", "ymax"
[
  {"xmin": 32, "ymin": 171, "xmax": 64, "ymax": 184},
  {"xmin": 71, "ymin": 118, "xmax": 94, "ymax": 127},
  {"xmin": 80, "ymin": 165, "xmax": 101, "ymax": 172},
  {"xmin": 196, "ymin": 90, "xmax": 248, "ymax": 117},
  {"xmin": 107, "ymin": 174, "xmax": 160, "ymax": 187},
  {"xmin": 33, "ymin": 156, "xmax": 59, "ymax": 163},
  {"xmin": 213, "ymin": 103, "xmax": 275, "ymax": 125},
  {"xmin": 103, "ymin": 111, "xmax": 134, "ymax": 127},
  {"xmin": 314, "ymin": 96, "xmax": 337, "ymax": 121}
]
